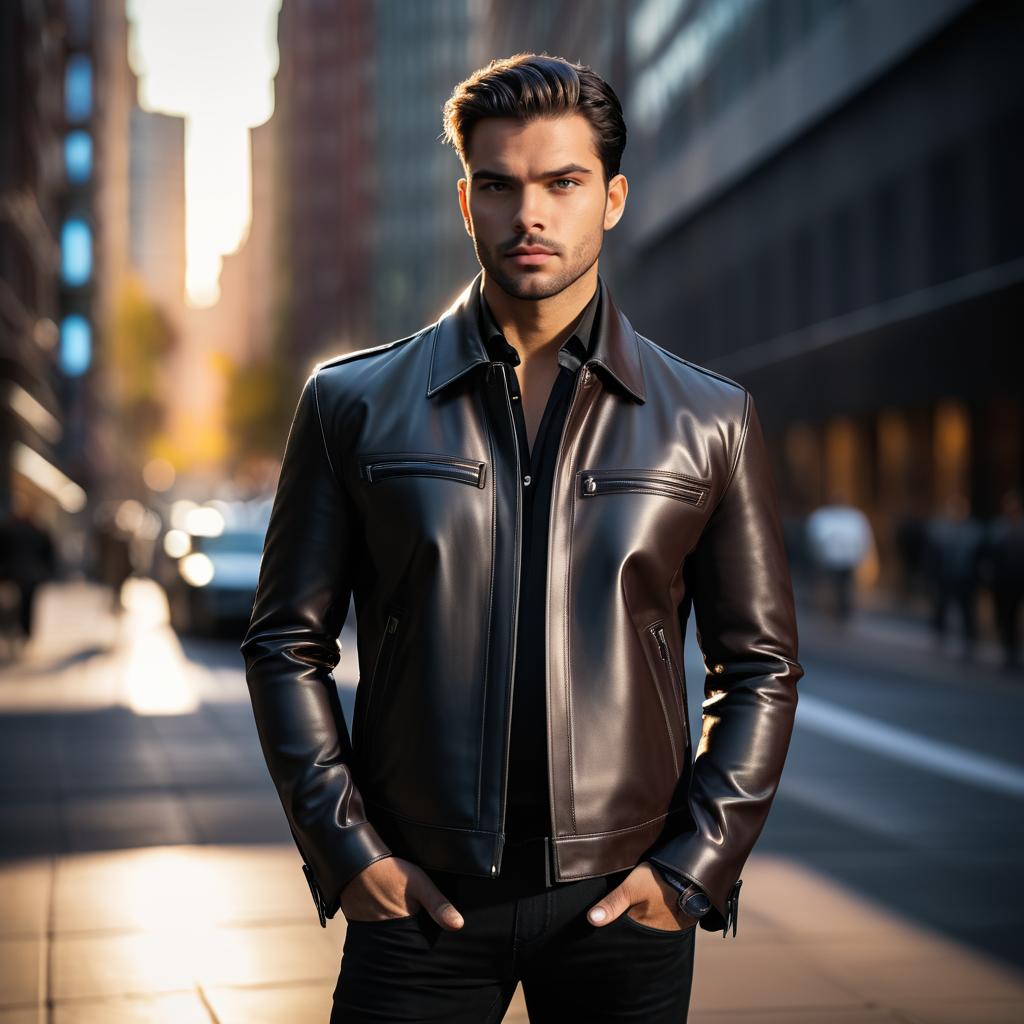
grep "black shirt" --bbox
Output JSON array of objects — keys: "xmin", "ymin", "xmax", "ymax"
[{"xmin": 477, "ymin": 278, "xmax": 602, "ymax": 848}]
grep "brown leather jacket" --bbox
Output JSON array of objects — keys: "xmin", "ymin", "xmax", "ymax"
[{"xmin": 240, "ymin": 270, "xmax": 803, "ymax": 936}]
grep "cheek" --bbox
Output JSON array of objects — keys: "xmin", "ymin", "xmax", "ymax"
[
  {"xmin": 468, "ymin": 208, "xmax": 501, "ymax": 245},
  {"xmin": 571, "ymin": 219, "xmax": 604, "ymax": 258}
]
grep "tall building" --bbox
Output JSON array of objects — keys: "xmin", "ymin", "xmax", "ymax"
[
  {"xmin": 618, "ymin": 0, "xmax": 1024, "ymax": 589},
  {"xmin": 0, "ymin": 0, "xmax": 89, "ymax": 524},
  {"xmin": 373, "ymin": 0, "xmax": 479, "ymax": 340},
  {"xmin": 275, "ymin": 0, "xmax": 377, "ymax": 367},
  {"xmin": 273, "ymin": 0, "xmax": 478, "ymax": 369},
  {"xmin": 128, "ymin": 108, "xmax": 185, "ymax": 329},
  {"xmin": 246, "ymin": 117, "xmax": 279, "ymax": 364}
]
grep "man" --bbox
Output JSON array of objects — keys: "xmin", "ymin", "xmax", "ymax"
[{"xmin": 241, "ymin": 53, "xmax": 802, "ymax": 1023}]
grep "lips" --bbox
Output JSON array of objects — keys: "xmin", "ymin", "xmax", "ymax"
[{"xmin": 506, "ymin": 246, "xmax": 555, "ymax": 266}]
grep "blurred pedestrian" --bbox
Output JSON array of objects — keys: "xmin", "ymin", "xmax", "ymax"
[
  {"xmin": 90, "ymin": 503, "xmax": 134, "ymax": 612},
  {"xmin": 0, "ymin": 493, "xmax": 58, "ymax": 646},
  {"xmin": 805, "ymin": 496, "xmax": 875, "ymax": 622},
  {"xmin": 985, "ymin": 489, "xmax": 1024, "ymax": 672},
  {"xmin": 925, "ymin": 493, "xmax": 984, "ymax": 661}
]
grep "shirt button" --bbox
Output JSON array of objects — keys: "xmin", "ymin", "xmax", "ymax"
[
  {"xmin": 713, "ymin": 663, "xmax": 725, "ymax": 674},
  {"xmin": 523, "ymin": 475, "xmax": 532, "ymax": 486}
]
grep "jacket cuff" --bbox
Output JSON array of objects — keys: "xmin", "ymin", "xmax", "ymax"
[
  {"xmin": 646, "ymin": 839, "xmax": 744, "ymax": 937},
  {"xmin": 297, "ymin": 820, "xmax": 394, "ymax": 927}
]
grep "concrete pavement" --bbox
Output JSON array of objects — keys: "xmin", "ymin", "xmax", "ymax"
[{"xmin": 0, "ymin": 578, "xmax": 1020, "ymax": 1022}]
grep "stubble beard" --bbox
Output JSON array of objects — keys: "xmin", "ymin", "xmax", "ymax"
[{"xmin": 476, "ymin": 230, "xmax": 602, "ymax": 302}]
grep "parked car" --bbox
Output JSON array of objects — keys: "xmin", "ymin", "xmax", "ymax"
[{"xmin": 161, "ymin": 500, "xmax": 270, "ymax": 636}]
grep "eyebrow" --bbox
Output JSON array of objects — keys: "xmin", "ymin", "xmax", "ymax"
[{"xmin": 472, "ymin": 164, "xmax": 594, "ymax": 183}]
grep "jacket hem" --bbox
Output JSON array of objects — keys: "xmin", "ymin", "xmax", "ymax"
[
  {"xmin": 364, "ymin": 798, "xmax": 504, "ymax": 877},
  {"xmin": 552, "ymin": 806, "xmax": 692, "ymax": 880}
]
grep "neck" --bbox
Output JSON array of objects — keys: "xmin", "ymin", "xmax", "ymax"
[{"xmin": 481, "ymin": 265, "xmax": 598, "ymax": 360}]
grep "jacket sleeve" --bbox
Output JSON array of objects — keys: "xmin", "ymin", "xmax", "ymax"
[
  {"xmin": 240, "ymin": 371, "xmax": 393, "ymax": 927},
  {"xmin": 646, "ymin": 389, "xmax": 803, "ymax": 936}
]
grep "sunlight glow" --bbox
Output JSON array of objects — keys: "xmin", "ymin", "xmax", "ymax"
[
  {"xmin": 126, "ymin": 0, "xmax": 283, "ymax": 307},
  {"xmin": 119, "ymin": 577, "xmax": 201, "ymax": 716}
]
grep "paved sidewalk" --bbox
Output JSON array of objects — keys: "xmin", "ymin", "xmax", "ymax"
[
  {"xmin": 2, "ymin": 843, "xmax": 1023, "ymax": 1022},
  {"xmin": 0, "ymin": 580, "xmax": 1020, "ymax": 1022},
  {"xmin": 794, "ymin": 588, "xmax": 1021, "ymax": 682}
]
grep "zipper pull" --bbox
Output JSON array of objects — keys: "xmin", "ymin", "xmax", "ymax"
[
  {"xmin": 301, "ymin": 863, "xmax": 328, "ymax": 928},
  {"xmin": 722, "ymin": 878, "xmax": 742, "ymax": 938},
  {"xmin": 654, "ymin": 625, "xmax": 669, "ymax": 661}
]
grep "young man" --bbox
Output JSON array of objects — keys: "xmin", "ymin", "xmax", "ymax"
[{"xmin": 241, "ymin": 53, "xmax": 803, "ymax": 1023}]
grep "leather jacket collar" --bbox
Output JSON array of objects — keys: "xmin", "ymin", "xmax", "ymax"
[{"xmin": 426, "ymin": 270, "xmax": 647, "ymax": 403}]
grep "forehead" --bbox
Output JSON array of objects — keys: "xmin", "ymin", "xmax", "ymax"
[{"xmin": 467, "ymin": 113, "xmax": 600, "ymax": 173}]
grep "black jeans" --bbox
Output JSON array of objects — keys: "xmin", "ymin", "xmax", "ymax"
[{"xmin": 331, "ymin": 835, "xmax": 696, "ymax": 1023}]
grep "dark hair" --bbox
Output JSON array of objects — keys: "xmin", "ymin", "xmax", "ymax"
[{"xmin": 440, "ymin": 53, "xmax": 627, "ymax": 184}]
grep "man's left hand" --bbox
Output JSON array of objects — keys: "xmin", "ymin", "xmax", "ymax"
[{"xmin": 586, "ymin": 861, "xmax": 700, "ymax": 932}]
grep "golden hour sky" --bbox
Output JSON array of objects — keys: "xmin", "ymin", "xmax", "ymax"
[{"xmin": 126, "ymin": 0, "xmax": 283, "ymax": 308}]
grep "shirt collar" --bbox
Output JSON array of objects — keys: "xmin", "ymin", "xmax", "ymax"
[{"xmin": 477, "ymin": 277, "xmax": 602, "ymax": 375}]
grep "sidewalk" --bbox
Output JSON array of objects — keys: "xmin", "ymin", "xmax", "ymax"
[
  {"xmin": 3, "ymin": 843, "xmax": 1023, "ymax": 1022},
  {"xmin": 794, "ymin": 589, "xmax": 1022, "ymax": 687},
  {"xmin": 0, "ymin": 581, "xmax": 1020, "ymax": 1022}
]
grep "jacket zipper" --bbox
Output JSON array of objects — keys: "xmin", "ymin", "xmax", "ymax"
[
  {"xmin": 648, "ymin": 623, "xmax": 682, "ymax": 778},
  {"xmin": 541, "ymin": 363, "xmax": 596, "ymax": 861},
  {"xmin": 493, "ymin": 361, "xmax": 525, "ymax": 876},
  {"xmin": 361, "ymin": 612, "xmax": 401, "ymax": 761},
  {"xmin": 580, "ymin": 469, "xmax": 707, "ymax": 506},
  {"xmin": 359, "ymin": 453, "xmax": 486, "ymax": 487},
  {"xmin": 654, "ymin": 623, "xmax": 688, "ymax": 738}
]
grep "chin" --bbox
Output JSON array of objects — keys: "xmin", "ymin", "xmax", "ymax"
[{"xmin": 493, "ymin": 266, "xmax": 570, "ymax": 301}]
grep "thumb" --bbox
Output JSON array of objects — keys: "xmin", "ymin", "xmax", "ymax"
[
  {"xmin": 587, "ymin": 884, "xmax": 631, "ymax": 927},
  {"xmin": 413, "ymin": 877, "xmax": 465, "ymax": 931}
]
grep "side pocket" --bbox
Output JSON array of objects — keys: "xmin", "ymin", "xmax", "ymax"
[
  {"xmin": 644, "ymin": 621, "xmax": 682, "ymax": 779},
  {"xmin": 657, "ymin": 624, "xmax": 689, "ymax": 742},
  {"xmin": 360, "ymin": 611, "xmax": 402, "ymax": 763}
]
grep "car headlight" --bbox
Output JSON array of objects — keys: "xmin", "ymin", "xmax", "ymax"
[{"xmin": 179, "ymin": 552, "xmax": 215, "ymax": 587}]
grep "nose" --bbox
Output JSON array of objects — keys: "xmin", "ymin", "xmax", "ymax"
[{"xmin": 511, "ymin": 184, "xmax": 546, "ymax": 235}]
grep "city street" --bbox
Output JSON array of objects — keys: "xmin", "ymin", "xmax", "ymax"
[{"xmin": 0, "ymin": 578, "xmax": 1021, "ymax": 1023}]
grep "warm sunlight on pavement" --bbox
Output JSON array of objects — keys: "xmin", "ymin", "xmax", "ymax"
[
  {"xmin": 1, "ymin": 844, "xmax": 1021, "ymax": 1022},
  {"xmin": 118, "ymin": 578, "xmax": 201, "ymax": 716}
]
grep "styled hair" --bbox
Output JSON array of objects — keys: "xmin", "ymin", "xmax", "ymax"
[{"xmin": 440, "ymin": 53, "xmax": 627, "ymax": 184}]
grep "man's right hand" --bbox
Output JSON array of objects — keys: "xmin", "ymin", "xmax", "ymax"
[{"xmin": 339, "ymin": 856, "xmax": 465, "ymax": 931}]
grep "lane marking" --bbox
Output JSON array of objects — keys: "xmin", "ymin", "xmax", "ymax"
[{"xmin": 796, "ymin": 693, "xmax": 1024, "ymax": 798}]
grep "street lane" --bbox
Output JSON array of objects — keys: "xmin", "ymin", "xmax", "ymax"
[{"xmin": 679, "ymin": 598, "xmax": 1024, "ymax": 970}]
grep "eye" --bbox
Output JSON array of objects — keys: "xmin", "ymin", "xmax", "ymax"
[
  {"xmin": 553, "ymin": 179, "xmax": 579, "ymax": 190},
  {"xmin": 481, "ymin": 182, "xmax": 507, "ymax": 192}
]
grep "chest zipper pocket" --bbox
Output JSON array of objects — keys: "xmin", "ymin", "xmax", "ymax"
[
  {"xmin": 579, "ymin": 469, "xmax": 708, "ymax": 507},
  {"xmin": 360, "ymin": 612, "xmax": 402, "ymax": 760},
  {"xmin": 358, "ymin": 452, "xmax": 487, "ymax": 488},
  {"xmin": 649, "ymin": 621, "xmax": 688, "ymax": 774}
]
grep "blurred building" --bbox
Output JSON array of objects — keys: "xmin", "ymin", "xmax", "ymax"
[
  {"xmin": 128, "ymin": 108, "xmax": 185, "ymax": 331},
  {"xmin": 273, "ymin": 0, "xmax": 478, "ymax": 370},
  {"xmin": 210, "ymin": 117, "xmax": 278, "ymax": 369},
  {"xmin": 483, "ymin": 0, "xmax": 1024, "ymax": 595},
  {"xmin": 0, "ymin": 0, "xmax": 90, "ymax": 528},
  {"xmin": 246, "ymin": 118, "xmax": 279, "ymax": 364},
  {"xmin": 274, "ymin": 0, "xmax": 377, "ymax": 368},
  {"xmin": 373, "ymin": 0, "xmax": 479, "ymax": 340}
]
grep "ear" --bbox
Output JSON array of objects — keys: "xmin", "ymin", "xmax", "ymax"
[
  {"xmin": 457, "ymin": 178, "xmax": 472, "ymax": 236},
  {"xmin": 604, "ymin": 173, "xmax": 628, "ymax": 231}
]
